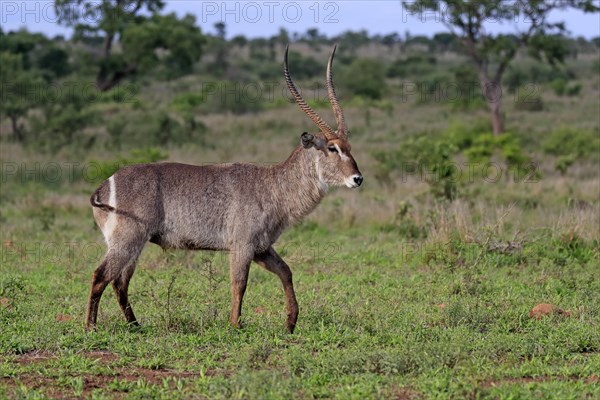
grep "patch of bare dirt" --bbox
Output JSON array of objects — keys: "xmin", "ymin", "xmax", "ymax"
[
  {"xmin": 16, "ymin": 350, "xmax": 58, "ymax": 365},
  {"xmin": 0, "ymin": 297, "xmax": 11, "ymax": 310},
  {"xmin": 386, "ymin": 384, "xmax": 422, "ymax": 400},
  {"xmin": 83, "ymin": 350, "xmax": 119, "ymax": 363},
  {"xmin": 529, "ymin": 303, "xmax": 571, "ymax": 319},
  {"xmin": 55, "ymin": 314, "xmax": 74, "ymax": 323},
  {"xmin": 3, "ymin": 350, "xmax": 227, "ymax": 398},
  {"xmin": 1, "ymin": 367, "xmax": 215, "ymax": 399}
]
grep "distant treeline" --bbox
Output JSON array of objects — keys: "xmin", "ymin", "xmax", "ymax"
[{"xmin": 1, "ymin": 24, "xmax": 598, "ymax": 149}]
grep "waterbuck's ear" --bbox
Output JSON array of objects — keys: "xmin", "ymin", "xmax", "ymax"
[{"xmin": 301, "ymin": 132, "xmax": 326, "ymax": 150}]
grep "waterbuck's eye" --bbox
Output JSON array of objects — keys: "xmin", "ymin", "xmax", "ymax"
[{"xmin": 328, "ymin": 146, "xmax": 338, "ymax": 153}]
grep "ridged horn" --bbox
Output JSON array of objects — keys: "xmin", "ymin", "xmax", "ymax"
[
  {"xmin": 326, "ymin": 44, "xmax": 348, "ymax": 139},
  {"xmin": 284, "ymin": 45, "xmax": 336, "ymax": 140}
]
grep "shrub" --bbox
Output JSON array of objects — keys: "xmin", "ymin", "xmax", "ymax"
[
  {"xmin": 514, "ymin": 92, "xmax": 543, "ymax": 111},
  {"xmin": 506, "ymin": 63, "xmax": 573, "ymax": 94},
  {"xmin": 91, "ymin": 147, "xmax": 169, "ymax": 183},
  {"xmin": 448, "ymin": 65, "xmax": 486, "ymax": 111},
  {"xmin": 565, "ymin": 83, "xmax": 582, "ymax": 96},
  {"xmin": 386, "ymin": 54, "xmax": 436, "ymax": 78},
  {"xmin": 339, "ymin": 58, "xmax": 386, "ymax": 100},
  {"xmin": 550, "ymin": 78, "xmax": 567, "ymax": 95},
  {"xmin": 373, "ymin": 135, "xmax": 459, "ymax": 200},
  {"xmin": 171, "ymin": 92, "xmax": 205, "ymax": 113},
  {"xmin": 550, "ymin": 79, "xmax": 581, "ymax": 97},
  {"xmin": 201, "ymin": 81, "xmax": 265, "ymax": 114},
  {"xmin": 542, "ymin": 127, "xmax": 600, "ymax": 163},
  {"xmin": 443, "ymin": 118, "xmax": 493, "ymax": 150}
]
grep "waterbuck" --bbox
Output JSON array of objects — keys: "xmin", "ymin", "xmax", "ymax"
[{"xmin": 86, "ymin": 45, "xmax": 362, "ymax": 333}]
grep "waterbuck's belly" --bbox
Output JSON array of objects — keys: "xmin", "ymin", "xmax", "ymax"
[
  {"xmin": 149, "ymin": 203, "xmax": 285, "ymax": 253},
  {"xmin": 152, "ymin": 210, "xmax": 229, "ymax": 251}
]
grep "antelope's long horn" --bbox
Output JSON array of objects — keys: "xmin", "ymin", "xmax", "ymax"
[
  {"xmin": 284, "ymin": 45, "xmax": 336, "ymax": 140},
  {"xmin": 326, "ymin": 44, "xmax": 348, "ymax": 139}
]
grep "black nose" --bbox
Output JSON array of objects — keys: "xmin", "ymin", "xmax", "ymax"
[{"xmin": 354, "ymin": 175, "xmax": 363, "ymax": 186}]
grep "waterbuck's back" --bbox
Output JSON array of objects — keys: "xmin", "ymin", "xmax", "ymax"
[{"xmin": 92, "ymin": 162, "xmax": 282, "ymax": 252}]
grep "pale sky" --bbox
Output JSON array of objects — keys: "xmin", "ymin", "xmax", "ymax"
[{"xmin": 2, "ymin": 1, "xmax": 599, "ymax": 39}]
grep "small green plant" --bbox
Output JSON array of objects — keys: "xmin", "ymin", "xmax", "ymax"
[
  {"xmin": 555, "ymin": 154, "xmax": 577, "ymax": 175},
  {"xmin": 380, "ymin": 201, "xmax": 427, "ymax": 238}
]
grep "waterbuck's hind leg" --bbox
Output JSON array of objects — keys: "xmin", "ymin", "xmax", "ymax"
[
  {"xmin": 229, "ymin": 247, "xmax": 254, "ymax": 329},
  {"xmin": 111, "ymin": 262, "xmax": 139, "ymax": 326},
  {"xmin": 86, "ymin": 239, "xmax": 144, "ymax": 331},
  {"xmin": 85, "ymin": 260, "xmax": 111, "ymax": 331},
  {"xmin": 254, "ymin": 247, "xmax": 299, "ymax": 333}
]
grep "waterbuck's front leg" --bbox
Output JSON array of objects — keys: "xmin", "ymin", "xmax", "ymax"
[
  {"xmin": 254, "ymin": 246, "xmax": 299, "ymax": 333},
  {"xmin": 229, "ymin": 246, "xmax": 254, "ymax": 329}
]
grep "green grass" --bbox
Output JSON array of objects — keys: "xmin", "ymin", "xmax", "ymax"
[
  {"xmin": 1, "ymin": 217, "xmax": 599, "ymax": 398},
  {"xmin": 1, "ymin": 46, "xmax": 599, "ymax": 399}
]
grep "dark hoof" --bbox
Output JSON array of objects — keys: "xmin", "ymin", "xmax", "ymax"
[{"xmin": 286, "ymin": 322, "xmax": 296, "ymax": 334}]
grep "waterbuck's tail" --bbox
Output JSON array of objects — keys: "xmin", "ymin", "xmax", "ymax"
[{"xmin": 90, "ymin": 187, "xmax": 115, "ymax": 212}]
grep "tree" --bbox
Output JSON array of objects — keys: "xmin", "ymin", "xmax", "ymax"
[
  {"xmin": 55, "ymin": 0, "xmax": 205, "ymax": 90},
  {"xmin": 403, "ymin": 0, "xmax": 599, "ymax": 135},
  {"xmin": 211, "ymin": 22, "xmax": 229, "ymax": 76},
  {"xmin": 0, "ymin": 52, "xmax": 45, "ymax": 142},
  {"xmin": 340, "ymin": 58, "xmax": 386, "ymax": 100},
  {"xmin": 275, "ymin": 28, "xmax": 290, "ymax": 51}
]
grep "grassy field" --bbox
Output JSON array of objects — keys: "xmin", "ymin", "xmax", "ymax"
[{"xmin": 1, "ymin": 52, "xmax": 600, "ymax": 398}]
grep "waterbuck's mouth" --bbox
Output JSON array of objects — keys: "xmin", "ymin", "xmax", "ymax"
[{"xmin": 344, "ymin": 175, "xmax": 363, "ymax": 188}]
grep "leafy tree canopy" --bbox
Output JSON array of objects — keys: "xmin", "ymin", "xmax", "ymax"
[
  {"xmin": 403, "ymin": 0, "xmax": 599, "ymax": 134},
  {"xmin": 54, "ymin": 0, "xmax": 205, "ymax": 90}
]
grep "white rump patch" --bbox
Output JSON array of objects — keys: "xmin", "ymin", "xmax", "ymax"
[{"xmin": 103, "ymin": 175, "xmax": 118, "ymax": 244}]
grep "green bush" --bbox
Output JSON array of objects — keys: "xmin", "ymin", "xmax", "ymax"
[
  {"xmin": 201, "ymin": 81, "xmax": 265, "ymax": 114},
  {"xmin": 443, "ymin": 118, "xmax": 493, "ymax": 150},
  {"xmin": 91, "ymin": 147, "xmax": 169, "ymax": 183},
  {"xmin": 566, "ymin": 83, "xmax": 582, "ymax": 96},
  {"xmin": 283, "ymin": 51, "xmax": 322, "ymax": 79},
  {"xmin": 505, "ymin": 63, "xmax": 572, "ymax": 94},
  {"xmin": 373, "ymin": 135, "xmax": 459, "ymax": 200},
  {"xmin": 550, "ymin": 79, "xmax": 581, "ymax": 97},
  {"xmin": 464, "ymin": 132, "xmax": 528, "ymax": 168},
  {"xmin": 340, "ymin": 58, "xmax": 386, "ymax": 100},
  {"xmin": 387, "ymin": 54, "xmax": 436, "ymax": 78},
  {"xmin": 149, "ymin": 112, "xmax": 207, "ymax": 146},
  {"xmin": 380, "ymin": 202, "xmax": 427, "ymax": 239},
  {"xmin": 542, "ymin": 127, "xmax": 600, "ymax": 162},
  {"xmin": 448, "ymin": 64, "xmax": 486, "ymax": 111},
  {"xmin": 514, "ymin": 92, "xmax": 543, "ymax": 111},
  {"xmin": 171, "ymin": 92, "xmax": 205, "ymax": 113},
  {"xmin": 550, "ymin": 78, "xmax": 567, "ymax": 95}
]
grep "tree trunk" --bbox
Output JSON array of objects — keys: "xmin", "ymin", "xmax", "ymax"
[
  {"xmin": 490, "ymin": 101, "xmax": 504, "ymax": 136},
  {"xmin": 96, "ymin": 63, "xmax": 137, "ymax": 92},
  {"xmin": 477, "ymin": 68, "xmax": 505, "ymax": 136},
  {"xmin": 10, "ymin": 115, "xmax": 24, "ymax": 143}
]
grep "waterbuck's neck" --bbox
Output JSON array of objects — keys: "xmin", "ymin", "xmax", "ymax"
[{"xmin": 268, "ymin": 146, "xmax": 327, "ymax": 224}]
